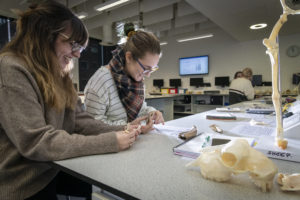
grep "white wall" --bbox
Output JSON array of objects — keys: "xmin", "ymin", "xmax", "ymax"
[
  {"xmin": 72, "ymin": 28, "xmax": 300, "ymax": 93},
  {"xmin": 145, "ymin": 28, "xmax": 300, "ymax": 93}
]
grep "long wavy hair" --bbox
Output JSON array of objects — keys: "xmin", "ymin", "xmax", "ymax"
[{"xmin": 1, "ymin": 1, "xmax": 88, "ymax": 111}]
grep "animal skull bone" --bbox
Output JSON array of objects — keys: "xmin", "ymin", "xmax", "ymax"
[
  {"xmin": 186, "ymin": 146, "xmax": 233, "ymax": 182},
  {"xmin": 186, "ymin": 139, "xmax": 278, "ymax": 192},
  {"xmin": 277, "ymin": 173, "xmax": 300, "ymax": 191}
]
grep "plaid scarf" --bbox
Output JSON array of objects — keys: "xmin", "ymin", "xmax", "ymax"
[{"xmin": 109, "ymin": 46, "xmax": 144, "ymax": 122}]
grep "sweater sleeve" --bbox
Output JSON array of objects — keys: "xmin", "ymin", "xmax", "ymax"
[
  {"xmin": 84, "ymin": 88, "xmax": 127, "ymax": 125},
  {"xmin": 74, "ymin": 97, "xmax": 124, "ymax": 134},
  {"xmin": 0, "ymin": 61, "xmax": 121, "ymax": 161}
]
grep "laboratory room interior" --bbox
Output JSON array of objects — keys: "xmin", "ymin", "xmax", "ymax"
[
  {"xmin": 1, "ymin": 0, "xmax": 299, "ymax": 101},
  {"xmin": 1, "ymin": 0, "xmax": 300, "ymax": 200},
  {"xmin": 1, "ymin": 0, "xmax": 299, "ymax": 98}
]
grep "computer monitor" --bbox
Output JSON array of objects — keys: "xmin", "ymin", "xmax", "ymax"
[
  {"xmin": 190, "ymin": 78, "xmax": 204, "ymax": 87},
  {"xmin": 179, "ymin": 55, "xmax": 209, "ymax": 75},
  {"xmin": 215, "ymin": 76, "xmax": 230, "ymax": 87},
  {"xmin": 252, "ymin": 75, "xmax": 263, "ymax": 86},
  {"xmin": 153, "ymin": 79, "xmax": 164, "ymax": 88},
  {"xmin": 169, "ymin": 79, "xmax": 181, "ymax": 88},
  {"xmin": 292, "ymin": 73, "xmax": 300, "ymax": 85}
]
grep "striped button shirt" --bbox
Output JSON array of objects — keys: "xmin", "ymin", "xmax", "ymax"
[{"xmin": 84, "ymin": 66, "xmax": 156, "ymax": 125}]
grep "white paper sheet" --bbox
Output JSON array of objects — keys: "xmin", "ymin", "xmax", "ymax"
[
  {"xmin": 233, "ymin": 112, "xmax": 276, "ymax": 126},
  {"xmin": 230, "ymin": 124, "xmax": 276, "ymax": 138},
  {"xmin": 153, "ymin": 124, "xmax": 194, "ymax": 138}
]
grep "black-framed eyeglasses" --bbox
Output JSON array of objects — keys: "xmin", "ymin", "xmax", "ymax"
[
  {"xmin": 136, "ymin": 59, "xmax": 159, "ymax": 74},
  {"xmin": 59, "ymin": 33, "xmax": 86, "ymax": 53}
]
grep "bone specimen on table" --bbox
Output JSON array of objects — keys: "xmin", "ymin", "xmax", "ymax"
[
  {"xmin": 263, "ymin": 0, "xmax": 300, "ymax": 149},
  {"xmin": 179, "ymin": 125, "xmax": 197, "ymax": 140},
  {"xmin": 209, "ymin": 124, "xmax": 223, "ymax": 133},
  {"xmin": 186, "ymin": 145, "xmax": 232, "ymax": 182},
  {"xmin": 186, "ymin": 139, "xmax": 278, "ymax": 192},
  {"xmin": 277, "ymin": 173, "xmax": 300, "ymax": 191}
]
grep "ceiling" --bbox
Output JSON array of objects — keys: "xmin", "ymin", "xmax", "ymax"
[{"xmin": 0, "ymin": 0, "xmax": 300, "ymax": 45}]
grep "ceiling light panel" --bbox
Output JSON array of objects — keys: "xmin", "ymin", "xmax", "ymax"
[
  {"xmin": 250, "ymin": 23, "xmax": 267, "ymax": 30},
  {"xmin": 95, "ymin": 0, "xmax": 130, "ymax": 12},
  {"xmin": 177, "ymin": 34, "xmax": 213, "ymax": 42}
]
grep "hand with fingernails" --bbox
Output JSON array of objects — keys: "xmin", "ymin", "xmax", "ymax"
[
  {"xmin": 116, "ymin": 126, "xmax": 141, "ymax": 150},
  {"xmin": 129, "ymin": 111, "xmax": 164, "ymax": 134}
]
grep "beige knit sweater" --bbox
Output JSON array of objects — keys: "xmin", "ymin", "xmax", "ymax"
[{"xmin": 0, "ymin": 54, "xmax": 123, "ymax": 200}]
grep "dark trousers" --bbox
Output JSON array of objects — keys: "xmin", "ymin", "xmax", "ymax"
[
  {"xmin": 229, "ymin": 92, "xmax": 247, "ymax": 105},
  {"xmin": 25, "ymin": 171, "xmax": 92, "ymax": 200}
]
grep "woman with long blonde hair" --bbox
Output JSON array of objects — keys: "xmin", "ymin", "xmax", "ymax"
[{"xmin": 0, "ymin": 1, "xmax": 140, "ymax": 199}]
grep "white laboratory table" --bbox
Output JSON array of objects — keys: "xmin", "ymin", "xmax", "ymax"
[{"xmin": 53, "ymin": 100, "xmax": 300, "ymax": 200}]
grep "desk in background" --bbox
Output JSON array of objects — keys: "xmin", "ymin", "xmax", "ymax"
[
  {"xmin": 146, "ymin": 93, "xmax": 229, "ymax": 121},
  {"xmin": 145, "ymin": 94, "xmax": 176, "ymax": 121}
]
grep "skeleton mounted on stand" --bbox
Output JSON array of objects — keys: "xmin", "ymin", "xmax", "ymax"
[{"xmin": 263, "ymin": 0, "xmax": 300, "ymax": 149}]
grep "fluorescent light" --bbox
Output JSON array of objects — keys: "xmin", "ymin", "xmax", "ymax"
[
  {"xmin": 250, "ymin": 23, "xmax": 267, "ymax": 30},
  {"xmin": 177, "ymin": 34, "xmax": 213, "ymax": 43},
  {"xmin": 95, "ymin": 0, "xmax": 130, "ymax": 12},
  {"xmin": 76, "ymin": 12, "xmax": 88, "ymax": 19},
  {"xmin": 160, "ymin": 42, "xmax": 168, "ymax": 46},
  {"xmin": 78, "ymin": 15, "xmax": 86, "ymax": 19}
]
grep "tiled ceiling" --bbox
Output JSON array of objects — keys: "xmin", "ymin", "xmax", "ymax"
[{"xmin": 0, "ymin": 0, "xmax": 299, "ymax": 44}]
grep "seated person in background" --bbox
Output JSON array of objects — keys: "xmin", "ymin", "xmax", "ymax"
[
  {"xmin": 229, "ymin": 68, "xmax": 255, "ymax": 105},
  {"xmin": 0, "ymin": 2, "xmax": 141, "ymax": 199},
  {"xmin": 84, "ymin": 22, "xmax": 164, "ymax": 131},
  {"xmin": 234, "ymin": 71, "xmax": 243, "ymax": 79}
]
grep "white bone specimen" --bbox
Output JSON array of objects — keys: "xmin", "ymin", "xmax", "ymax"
[
  {"xmin": 209, "ymin": 124, "xmax": 223, "ymax": 133},
  {"xmin": 186, "ymin": 146, "xmax": 232, "ymax": 182},
  {"xmin": 221, "ymin": 139, "xmax": 278, "ymax": 192},
  {"xmin": 250, "ymin": 119, "xmax": 267, "ymax": 126},
  {"xmin": 186, "ymin": 139, "xmax": 278, "ymax": 192},
  {"xmin": 277, "ymin": 173, "xmax": 300, "ymax": 191},
  {"xmin": 263, "ymin": 0, "xmax": 300, "ymax": 149}
]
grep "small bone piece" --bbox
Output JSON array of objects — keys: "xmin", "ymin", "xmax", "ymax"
[
  {"xmin": 250, "ymin": 119, "xmax": 267, "ymax": 126},
  {"xmin": 209, "ymin": 124, "xmax": 223, "ymax": 133},
  {"xmin": 277, "ymin": 173, "xmax": 300, "ymax": 191},
  {"xmin": 147, "ymin": 112, "xmax": 154, "ymax": 124},
  {"xmin": 277, "ymin": 138, "xmax": 288, "ymax": 150},
  {"xmin": 179, "ymin": 125, "xmax": 197, "ymax": 140}
]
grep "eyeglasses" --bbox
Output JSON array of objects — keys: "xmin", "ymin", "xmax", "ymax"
[
  {"xmin": 59, "ymin": 33, "xmax": 86, "ymax": 53},
  {"xmin": 136, "ymin": 59, "xmax": 159, "ymax": 74}
]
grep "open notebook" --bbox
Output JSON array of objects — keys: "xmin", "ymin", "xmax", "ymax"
[{"xmin": 173, "ymin": 133, "xmax": 256, "ymax": 159}]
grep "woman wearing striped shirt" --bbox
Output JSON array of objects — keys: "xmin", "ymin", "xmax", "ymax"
[{"xmin": 84, "ymin": 23, "xmax": 164, "ymax": 132}]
